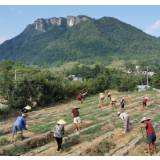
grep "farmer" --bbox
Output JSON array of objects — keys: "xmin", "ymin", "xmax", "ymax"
[
  {"xmin": 12, "ymin": 114, "xmax": 27, "ymax": 143},
  {"xmin": 140, "ymin": 117, "xmax": 156, "ymax": 156},
  {"xmin": 21, "ymin": 106, "xmax": 31, "ymax": 116},
  {"xmin": 99, "ymin": 93, "xmax": 104, "ymax": 107},
  {"xmin": 120, "ymin": 98, "xmax": 125, "ymax": 110},
  {"xmin": 52, "ymin": 119, "xmax": 66, "ymax": 153},
  {"xmin": 82, "ymin": 92, "xmax": 87, "ymax": 102},
  {"xmin": 77, "ymin": 93, "xmax": 82, "ymax": 104},
  {"xmin": 111, "ymin": 98, "xmax": 116, "ymax": 107},
  {"xmin": 69, "ymin": 106, "xmax": 81, "ymax": 131},
  {"xmin": 107, "ymin": 92, "xmax": 111, "ymax": 101},
  {"xmin": 105, "ymin": 90, "xmax": 108, "ymax": 96},
  {"xmin": 117, "ymin": 111, "xmax": 129, "ymax": 133},
  {"xmin": 143, "ymin": 97, "xmax": 149, "ymax": 108}
]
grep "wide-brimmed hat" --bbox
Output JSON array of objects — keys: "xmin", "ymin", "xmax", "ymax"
[
  {"xmin": 145, "ymin": 97, "xmax": 149, "ymax": 100},
  {"xmin": 123, "ymin": 97, "xmax": 125, "ymax": 100},
  {"xmin": 141, "ymin": 117, "xmax": 151, "ymax": 123},
  {"xmin": 117, "ymin": 111, "xmax": 121, "ymax": 116},
  {"xmin": 57, "ymin": 119, "xmax": 66, "ymax": 125},
  {"xmin": 73, "ymin": 106, "xmax": 80, "ymax": 109},
  {"xmin": 25, "ymin": 106, "xmax": 32, "ymax": 110}
]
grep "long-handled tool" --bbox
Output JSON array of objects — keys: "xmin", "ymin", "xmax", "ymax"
[
  {"xmin": 141, "ymin": 129, "xmax": 148, "ymax": 153},
  {"xmin": 27, "ymin": 129, "xmax": 37, "ymax": 137}
]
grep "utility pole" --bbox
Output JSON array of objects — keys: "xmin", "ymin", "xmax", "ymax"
[
  {"xmin": 147, "ymin": 66, "xmax": 148, "ymax": 89},
  {"xmin": 12, "ymin": 69, "xmax": 19, "ymax": 80},
  {"xmin": 12, "ymin": 69, "xmax": 19, "ymax": 89}
]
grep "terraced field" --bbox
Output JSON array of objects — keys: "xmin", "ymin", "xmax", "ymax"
[{"xmin": 0, "ymin": 90, "xmax": 160, "ymax": 156}]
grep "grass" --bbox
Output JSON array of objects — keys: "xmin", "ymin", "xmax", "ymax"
[
  {"xmin": 0, "ymin": 137, "xmax": 11, "ymax": 146},
  {"xmin": 115, "ymin": 122, "xmax": 123, "ymax": 128},
  {"xmin": 4, "ymin": 145, "xmax": 29, "ymax": 156},
  {"xmin": 15, "ymin": 135, "xmax": 26, "ymax": 142},
  {"xmin": 86, "ymin": 136, "xmax": 95, "ymax": 141},
  {"xmin": 80, "ymin": 124, "xmax": 102, "ymax": 135},
  {"xmin": 62, "ymin": 137, "xmax": 79, "ymax": 152},
  {"xmin": 150, "ymin": 113, "xmax": 160, "ymax": 123}
]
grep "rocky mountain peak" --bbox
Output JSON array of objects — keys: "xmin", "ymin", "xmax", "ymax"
[{"xmin": 34, "ymin": 16, "xmax": 89, "ymax": 32}]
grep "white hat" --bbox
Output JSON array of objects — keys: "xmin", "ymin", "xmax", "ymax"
[{"xmin": 141, "ymin": 117, "xmax": 151, "ymax": 123}]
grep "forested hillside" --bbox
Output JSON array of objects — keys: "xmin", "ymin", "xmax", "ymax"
[{"xmin": 0, "ymin": 16, "xmax": 160, "ymax": 67}]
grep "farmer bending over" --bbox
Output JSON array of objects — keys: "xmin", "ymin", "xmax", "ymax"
[
  {"xmin": 69, "ymin": 106, "xmax": 81, "ymax": 131},
  {"xmin": 77, "ymin": 93, "xmax": 82, "ymax": 104},
  {"xmin": 118, "ymin": 111, "xmax": 129, "ymax": 133},
  {"xmin": 12, "ymin": 114, "xmax": 27, "ymax": 143},
  {"xmin": 111, "ymin": 98, "xmax": 116, "ymax": 107},
  {"xmin": 120, "ymin": 98, "xmax": 125, "ymax": 110},
  {"xmin": 82, "ymin": 92, "xmax": 87, "ymax": 102},
  {"xmin": 140, "ymin": 117, "xmax": 156, "ymax": 156},
  {"xmin": 143, "ymin": 97, "xmax": 149, "ymax": 109},
  {"xmin": 21, "ymin": 106, "xmax": 31, "ymax": 116},
  {"xmin": 107, "ymin": 92, "xmax": 111, "ymax": 101},
  {"xmin": 99, "ymin": 93, "xmax": 104, "ymax": 107}
]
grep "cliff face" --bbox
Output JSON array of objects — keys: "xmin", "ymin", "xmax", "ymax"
[{"xmin": 34, "ymin": 16, "xmax": 89, "ymax": 32}]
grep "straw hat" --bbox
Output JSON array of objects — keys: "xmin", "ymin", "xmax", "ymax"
[
  {"xmin": 141, "ymin": 117, "xmax": 151, "ymax": 123},
  {"xmin": 100, "ymin": 93, "xmax": 104, "ymax": 98},
  {"xmin": 145, "ymin": 97, "xmax": 149, "ymax": 100},
  {"xmin": 73, "ymin": 106, "xmax": 80, "ymax": 109},
  {"xmin": 25, "ymin": 106, "xmax": 31, "ymax": 110},
  {"xmin": 117, "ymin": 111, "xmax": 121, "ymax": 116},
  {"xmin": 123, "ymin": 97, "xmax": 125, "ymax": 100},
  {"xmin": 57, "ymin": 119, "xmax": 66, "ymax": 125}
]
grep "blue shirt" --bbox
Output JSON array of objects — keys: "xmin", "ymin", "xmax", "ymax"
[{"xmin": 14, "ymin": 116, "xmax": 26, "ymax": 129}]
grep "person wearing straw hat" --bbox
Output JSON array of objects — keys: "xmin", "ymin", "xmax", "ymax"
[
  {"xmin": 140, "ymin": 117, "xmax": 156, "ymax": 155},
  {"xmin": 21, "ymin": 106, "xmax": 31, "ymax": 116},
  {"xmin": 120, "ymin": 98, "xmax": 125, "ymax": 110},
  {"xmin": 52, "ymin": 119, "xmax": 66, "ymax": 153},
  {"xmin": 143, "ymin": 97, "xmax": 149, "ymax": 108},
  {"xmin": 69, "ymin": 106, "xmax": 81, "ymax": 131},
  {"xmin": 99, "ymin": 93, "xmax": 104, "ymax": 107},
  {"xmin": 107, "ymin": 92, "xmax": 111, "ymax": 101},
  {"xmin": 111, "ymin": 98, "xmax": 116, "ymax": 107},
  {"xmin": 117, "ymin": 111, "xmax": 129, "ymax": 133},
  {"xmin": 11, "ymin": 113, "xmax": 27, "ymax": 143}
]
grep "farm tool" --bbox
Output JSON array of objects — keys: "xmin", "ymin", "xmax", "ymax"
[
  {"xmin": 141, "ymin": 129, "xmax": 148, "ymax": 154},
  {"xmin": 18, "ymin": 129, "xmax": 37, "ymax": 137}
]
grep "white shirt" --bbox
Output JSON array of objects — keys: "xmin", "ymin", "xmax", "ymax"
[{"xmin": 119, "ymin": 112, "xmax": 129, "ymax": 123}]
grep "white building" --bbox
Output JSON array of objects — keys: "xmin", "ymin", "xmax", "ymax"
[
  {"xmin": 137, "ymin": 85, "xmax": 150, "ymax": 92},
  {"xmin": 66, "ymin": 75, "xmax": 83, "ymax": 82}
]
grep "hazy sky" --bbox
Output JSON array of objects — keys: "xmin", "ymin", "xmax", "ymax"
[{"xmin": 0, "ymin": 1, "xmax": 160, "ymax": 44}]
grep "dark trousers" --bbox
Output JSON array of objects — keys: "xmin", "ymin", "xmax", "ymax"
[
  {"xmin": 121, "ymin": 103, "xmax": 124, "ymax": 108},
  {"xmin": 143, "ymin": 102, "xmax": 146, "ymax": 106},
  {"xmin": 107, "ymin": 95, "xmax": 111, "ymax": 101},
  {"xmin": 55, "ymin": 137, "xmax": 62, "ymax": 151}
]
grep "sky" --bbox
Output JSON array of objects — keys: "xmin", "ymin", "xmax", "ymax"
[{"xmin": 1, "ymin": 1, "xmax": 160, "ymax": 44}]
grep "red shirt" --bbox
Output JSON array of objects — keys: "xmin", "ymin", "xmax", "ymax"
[
  {"xmin": 144, "ymin": 121, "xmax": 155, "ymax": 134},
  {"xmin": 143, "ymin": 98, "xmax": 148, "ymax": 103},
  {"xmin": 71, "ymin": 109, "xmax": 79, "ymax": 118}
]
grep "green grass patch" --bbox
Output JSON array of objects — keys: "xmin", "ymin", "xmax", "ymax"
[
  {"xmin": 86, "ymin": 136, "xmax": 95, "ymax": 141},
  {"xmin": 62, "ymin": 137, "xmax": 79, "ymax": 152},
  {"xmin": 4, "ymin": 145, "xmax": 29, "ymax": 156},
  {"xmin": 0, "ymin": 137, "xmax": 11, "ymax": 146},
  {"xmin": 80, "ymin": 124, "xmax": 102, "ymax": 135},
  {"xmin": 115, "ymin": 122, "xmax": 123, "ymax": 128},
  {"xmin": 150, "ymin": 114, "xmax": 160, "ymax": 123}
]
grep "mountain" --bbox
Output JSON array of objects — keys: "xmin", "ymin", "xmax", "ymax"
[{"xmin": 0, "ymin": 15, "xmax": 160, "ymax": 67}]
